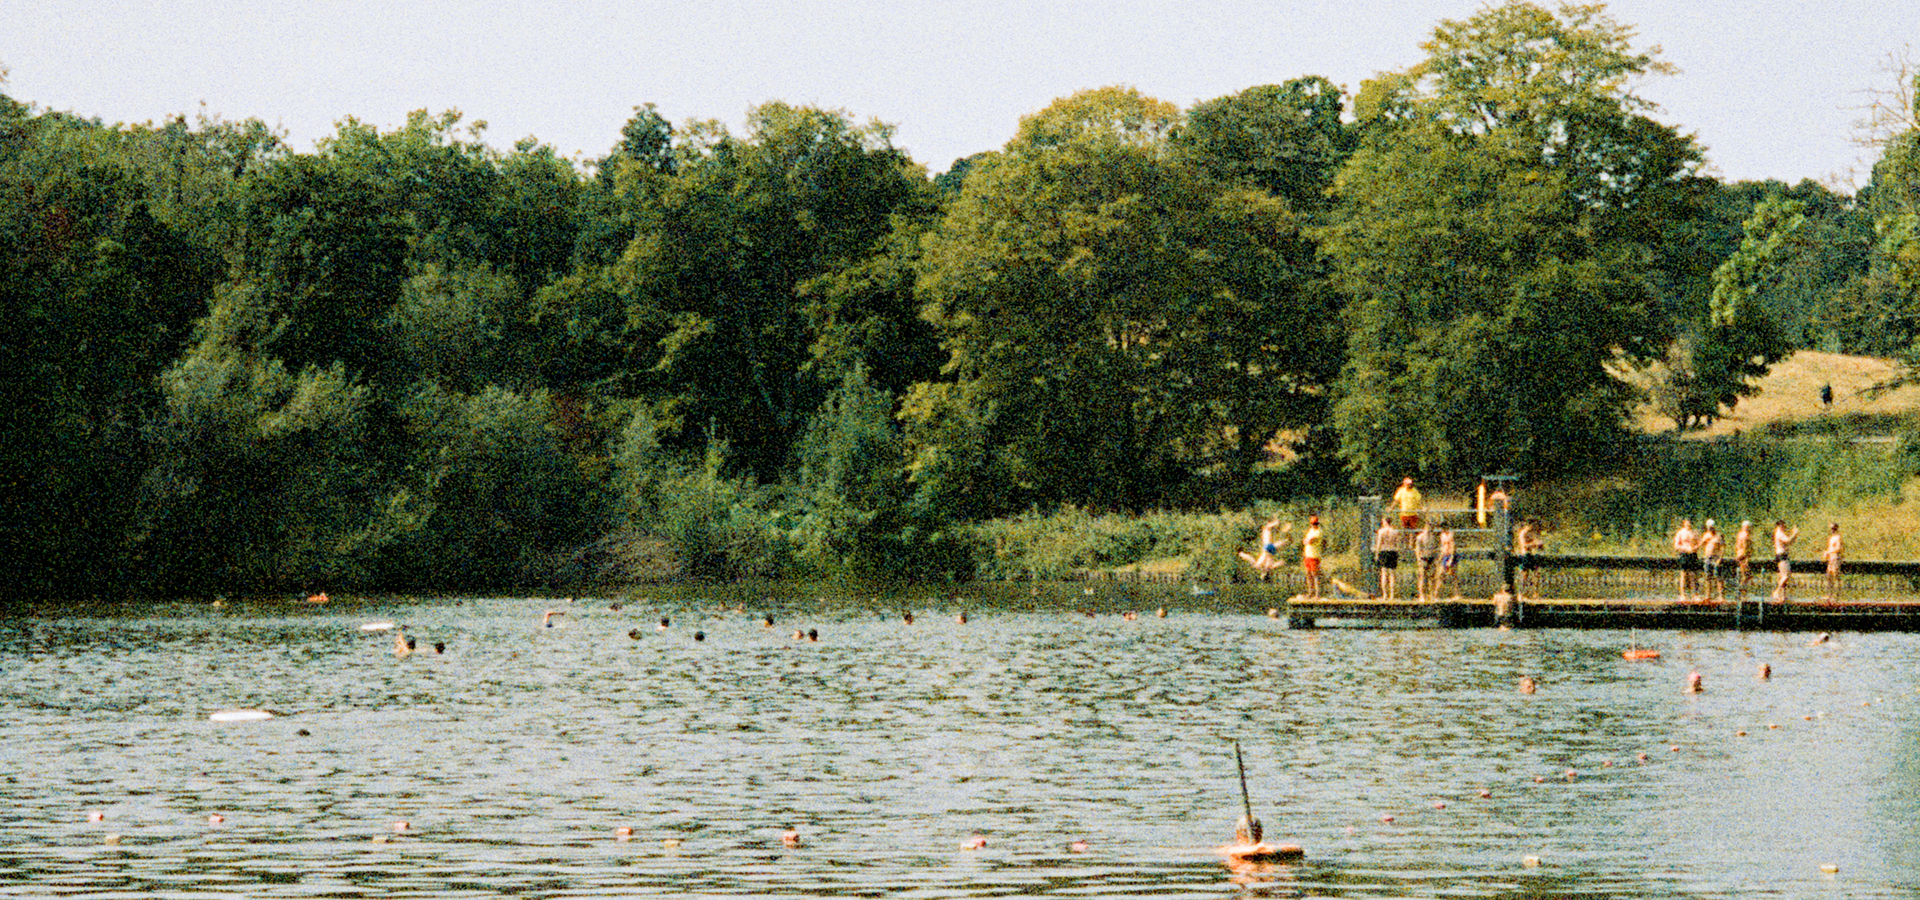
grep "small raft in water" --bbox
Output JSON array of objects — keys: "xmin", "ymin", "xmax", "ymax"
[
  {"xmin": 209, "ymin": 709, "xmax": 274, "ymax": 723},
  {"xmin": 1218, "ymin": 842, "xmax": 1305, "ymax": 863}
]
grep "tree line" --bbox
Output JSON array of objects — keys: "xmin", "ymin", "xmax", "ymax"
[{"xmin": 4, "ymin": 2, "xmax": 1918, "ymax": 599}]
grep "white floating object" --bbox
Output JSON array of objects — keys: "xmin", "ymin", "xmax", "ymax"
[
  {"xmin": 360, "ymin": 622, "xmax": 396, "ymax": 632},
  {"xmin": 209, "ymin": 709, "xmax": 274, "ymax": 723}
]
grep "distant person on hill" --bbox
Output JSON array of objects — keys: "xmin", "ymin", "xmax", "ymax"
[
  {"xmin": 1772, "ymin": 520, "xmax": 1801, "ymax": 603},
  {"xmin": 1733, "ymin": 520, "xmax": 1755, "ymax": 597},
  {"xmin": 1822, "ymin": 522, "xmax": 1844, "ymax": 602},
  {"xmin": 1672, "ymin": 519, "xmax": 1699, "ymax": 603},
  {"xmin": 1374, "ymin": 517, "xmax": 1400, "ymax": 600},
  {"xmin": 1821, "ymin": 383, "xmax": 1833, "ymax": 407},
  {"xmin": 1698, "ymin": 520, "xmax": 1724, "ymax": 603},
  {"xmin": 1393, "ymin": 477, "xmax": 1423, "ymax": 528},
  {"xmin": 1302, "ymin": 516, "xmax": 1325, "ymax": 599}
]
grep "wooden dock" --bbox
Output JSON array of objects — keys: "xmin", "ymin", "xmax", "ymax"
[{"xmin": 1282, "ymin": 595, "xmax": 1920, "ymax": 631}]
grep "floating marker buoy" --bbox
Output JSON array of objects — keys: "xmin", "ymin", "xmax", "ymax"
[
  {"xmin": 1067, "ymin": 839, "xmax": 1088, "ymax": 853},
  {"xmin": 662, "ymin": 838, "xmax": 682, "ymax": 849},
  {"xmin": 87, "ymin": 811, "xmax": 105, "ymax": 823},
  {"xmin": 1821, "ymin": 863, "xmax": 1840, "ymax": 874},
  {"xmin": 1522, "ymin": 855, "xmax": 1541, "ymax": 867},
  {"xmin": 1636, "ymin": 752, "xmax": 1649, "ymax": 762},
  {"xmin": 360, "ymin": 622, "xmax": 395, "ymax": 632},
  {"xmin": 210, "ymin": 709, "xmax": 273, "ymax": 723},
  {"xmin": 615, "ymin": 826, "xmax": 633, "ymax": 841},
  {"xmin": 1478, "ymin": 789, "xmax": 1492, "ymax": 799},
  {"xmin": 781, "ymin": 828, "xmax": 801, "ymax": 848},
  {"xmin": 1380, "ymin": 814, "xmax": 1394, "ymax": 824},
  {"xmin": 962, "ymin": 834, "xmax": 987, "ymax": 850},
  {"xmin": 392, "ymin": 821, "xmax": 409, "ymax": 833},
  {"xmin": 1431, "ymin": 800, "xmax": 1446, "ymax": 809},
  {"xmin": 208, "ymin": 814, "xmax": 224, "ymax": 825},
  {"xmin": 103, "ymin": 833, "xmax": 122, "ymax": 845}
]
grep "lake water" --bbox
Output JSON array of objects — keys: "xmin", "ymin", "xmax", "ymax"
[{"xmin": 4, "ymin": 585, "xmax": 1919, "ymax": 899}]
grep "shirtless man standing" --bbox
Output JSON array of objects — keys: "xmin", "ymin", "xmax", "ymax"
[
  {"xmin": 1733, "ymin": 521, "xmax": 1754, "ymax": 598},
  {"xmin": 1822, "ymin": 522, "xmax": 1843, "ymax": 602},
  {"xmin": 1772, "ymin": 520, "xmax": 1801, "ymax": 603},
  {"xmin": 1698, "ymin": 520, "xmax": 1724, "ymax": 603},
  {"xmin": 1374, "ymin": 517, "xmax": 1400, "ymax": 600},
  {"xmin": 1672, "ymin": 519, "xmax": 1698, "ymax": 603}
]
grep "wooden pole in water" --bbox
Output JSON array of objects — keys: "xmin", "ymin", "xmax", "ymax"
[{"xmin": 1234, "ymin": 740, "xmax": 1254, "ymax": 827}]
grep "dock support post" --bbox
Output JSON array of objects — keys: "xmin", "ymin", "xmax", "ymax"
[{"xmin": 1358, "ymin": 495, "xmax": 1382, "ymax": 597}]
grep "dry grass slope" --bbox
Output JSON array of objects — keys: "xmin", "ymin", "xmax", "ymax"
[{"xmin": 1631, "ymin": 350, "xmax": 1920, "ymax": 437}]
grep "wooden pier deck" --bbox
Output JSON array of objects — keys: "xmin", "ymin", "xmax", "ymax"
[{"xmin": 1282, "ymin": 595, "xmax": 1920, "ymax": 631}]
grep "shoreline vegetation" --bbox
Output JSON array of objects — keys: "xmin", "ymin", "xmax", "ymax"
[{"xmin": 7, "ymin": 2, "xmax": 1920, "ymax": 604}]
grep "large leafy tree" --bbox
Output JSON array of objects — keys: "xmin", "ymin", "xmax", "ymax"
[
  {"xmin": 606, "ymin": 102, "xmax": 938, "ymax": 483},
  {"xmin": 910, "ymin": 85, "xmax": 1349, "ymax": 511},
  {"xmin": 0, "ymin": 97, "xmax": 225, "ymax": 601},
  {"xmin": 1320, "ymin": 1, "xmax": 1702, "ymax": 483}
]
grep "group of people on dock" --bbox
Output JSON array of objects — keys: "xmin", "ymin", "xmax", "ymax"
[
  {"xmin": 1370, "ymin": 515, "xmax": 1462, "ymax": 602},
  {"xmin": 1672, "ymin": 518, "xmax": 1844, "ymax": 603}
]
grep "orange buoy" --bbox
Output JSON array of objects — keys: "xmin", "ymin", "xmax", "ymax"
[{"xmin": 1623, "ymin": 647, "xmax": 1660, "ymax": 660}]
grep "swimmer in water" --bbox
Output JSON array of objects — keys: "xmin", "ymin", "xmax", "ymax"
[
  {"xmin": 394, "ymin": 630, "xmax": 411, "ymax": 657},
  {"xmin": 1685, "ymin": 671, "xmax": 1704, "ymax": 693},
  {"xmin": 1518, "ymin": 676, "xmax": 1537, "ymax": 694},
  {"xmin": 807, "ymin": 629, "xmax": 818, "ymax": 642},
  {"xmin": 542, "ymin": 609, "xmax": 564, "ymax": 628},
  {"xmin": 658, "ymin": 617, "xmax": 671, "ymax": 631},
  {"xmin": 763, "ymin": 614, "xmax": 775, "ymax": 628},
  {"xmin": 433, "ymin": 641, "xmax": 445, "ymax": 654}
]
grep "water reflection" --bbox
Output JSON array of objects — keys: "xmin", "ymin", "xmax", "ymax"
[{"xmin": 2, "ymin": 587, "xmax": 1919, "ymax": 898}]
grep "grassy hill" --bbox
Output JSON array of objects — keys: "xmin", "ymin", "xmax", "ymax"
[{"xmin": 1630, "ymin": 350, "xmax": 1920, "ymax": 438}]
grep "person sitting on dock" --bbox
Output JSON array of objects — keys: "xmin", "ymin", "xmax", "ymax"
[
  {"xmin": 1822, "ymin": 523, "xmax": 1843, "ymax": 602},
  {"xmin": 1772, "ymin": 520, "xmax": 1801, "ymax": 603},
  {"xmin": 1302, "ymin": 516, "xmax": 1324, "ymax": 599},
  {"xmin": 1672, "ymin": 519, "xmax": 1699, "ymax": 603},
  {"xmin": 1699, "ymin": 520, "xmax": 1724, "ymax": 603},
  {"xmin": 1374, "ymin": 517, "xmax": 1400, "ymax": 600}
]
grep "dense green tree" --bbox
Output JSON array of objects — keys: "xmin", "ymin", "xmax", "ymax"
[
  {"xmin": 607, "ymin": 102, "xmax": 937, "ymax": 482},
  {"xmin": 0, "ymin": 99, "xmax": 223, "ymax": 600},
  {"xmin": 911, "ymin": 85, "xmax": 1350, "ymax": 510},
  {"xmin": 1320, "ymin": 1, "xmax": 1702, "ymax": 484}
]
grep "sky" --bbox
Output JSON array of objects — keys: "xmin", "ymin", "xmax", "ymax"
[{"xmin": 4, "ymin": 0, "xmax": 1916, "ymax": 186}]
